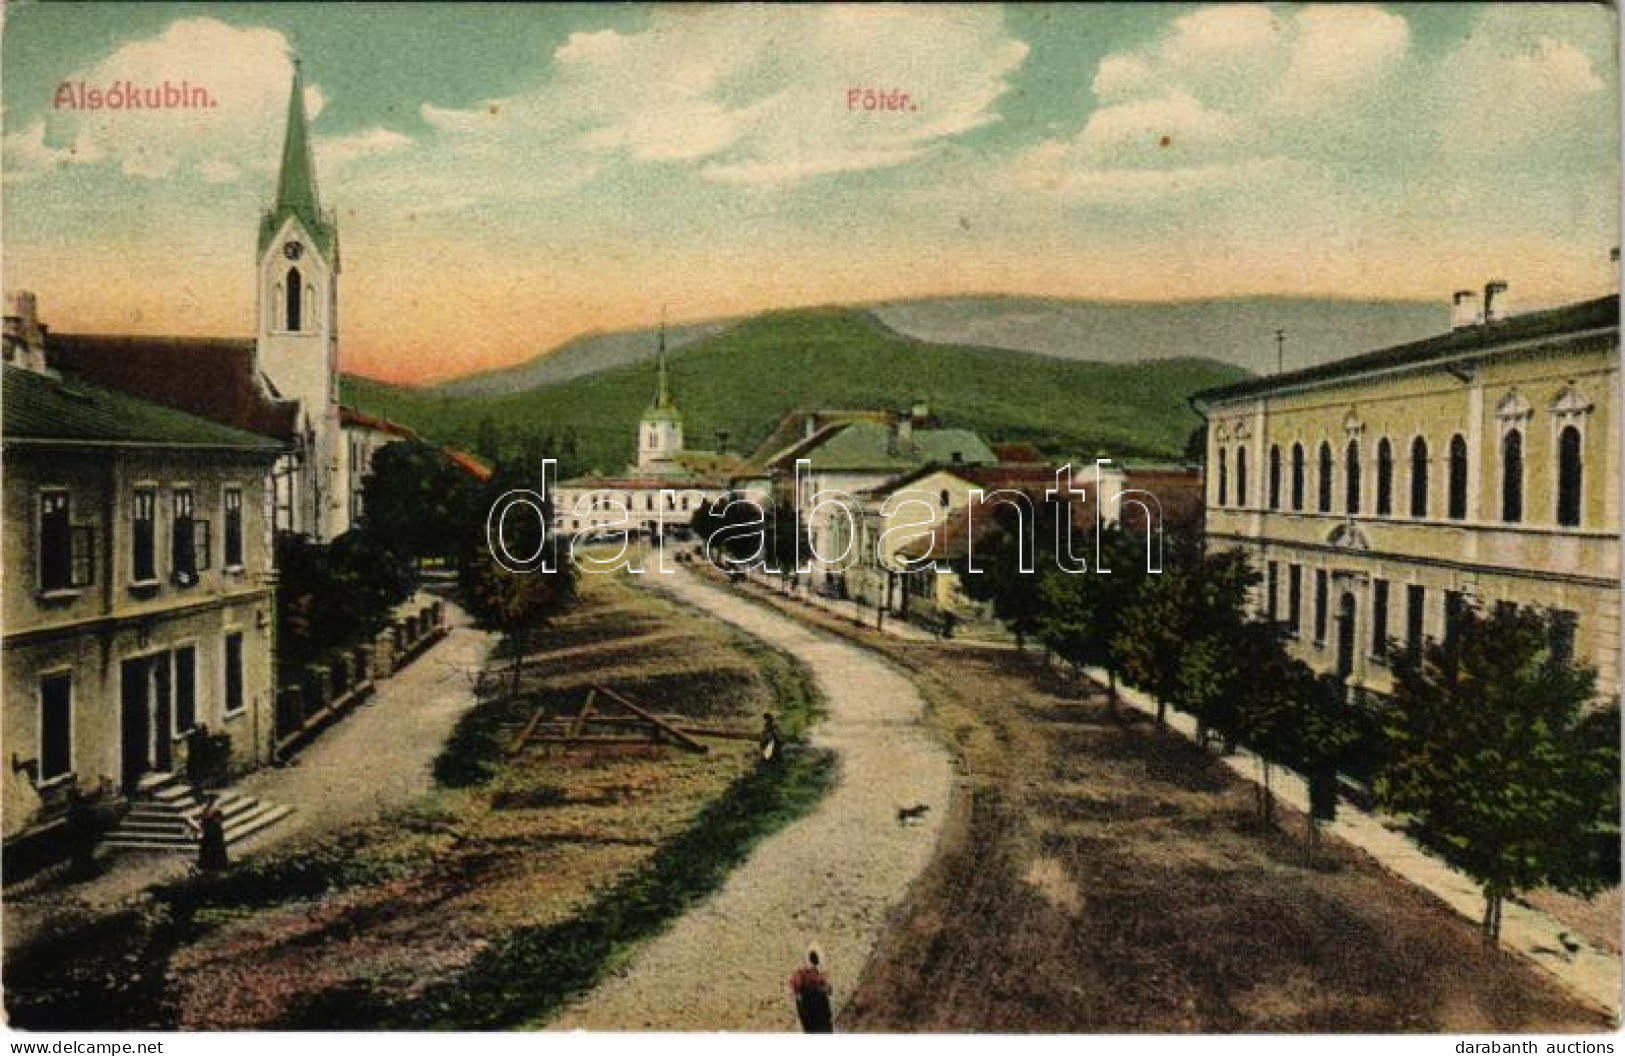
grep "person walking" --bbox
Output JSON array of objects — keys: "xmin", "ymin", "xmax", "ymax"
[
  {"xmin": 759, "ymin": 712, "xmax": 781, "ymax": 765},
  {"xmin": 189, "ymin": 793, "xmax": 229, "ymax": 872},
  {"xmin": 788, "ymin": 948, "xmax": 834, "ymax": 1033}
]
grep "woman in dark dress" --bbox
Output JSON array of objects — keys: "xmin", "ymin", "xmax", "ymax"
[{"xmin": 191, "ymin": 795, "xmax": 229, "ymax": 871}]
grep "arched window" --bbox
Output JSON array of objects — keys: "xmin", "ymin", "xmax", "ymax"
[
  {"xmin": 285, "ymin": 267, "xmax": 302, "ymax": 331},
  {"xmin": 1291, "ymin": 443, "xmax": 1305, "ymax": 512},
  {"xmin": 1268, "ymin": 445, "xmax": 1282, "ymax": 510},
  {"xmin": 1375, "ymin": 438, "xmax": 1394, "ymax": 516},
  {"xmin": 1235, "ymin": 446, "xmax": 1248, "ymax": 508},
  {"xmin": 1500, "ymin": 430, "xmax": 1523, "ymax": 523},
  {"xmin": 1448, "ymin": 434, "xmax": 1468, "ymax": 520},
  {"xmin": 1317, "ymin": 442, "xmax": 1333, "ymax": 513},
  {"xmin": 1410, "ymin": 437, "xmax": 1429, "ymax": 518},
  {"xmin": 1217, "ymin": 447, "xmax": 1229, "ymax": 506},
  {"xmin": 1345, "ymin": 439, "xmax": 1361, "ymax": 514},
  {"xmin": 1557, "ymin": 425, "xmax": 1583, "ymax": 527}
]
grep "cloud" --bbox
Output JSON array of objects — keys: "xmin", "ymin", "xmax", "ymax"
[
  {"xmin": 9, "ymin": 18, "xmax": 322, "ymax": 185},
  {"xmin": 315, "ymin": 127, "xmax": 413, "ymax": 171},
  {"xmin": 417, "ymin": 4, "xmax": 1028, "ymax": 188}
]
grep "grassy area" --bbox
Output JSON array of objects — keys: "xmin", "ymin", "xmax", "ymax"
[
  {"xmin": 342, "ymin": 307, "xmax": 1247, "ymax": 472},
  {"xmin": 3, "ymin": 573, "xmax": 830, "ymax": 1030},
  {"xmin": 715, "ymin": 577, "xmax": 1611, "ymax": 1032}
]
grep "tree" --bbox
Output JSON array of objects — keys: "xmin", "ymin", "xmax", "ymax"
[
  {"xmin": 360, "ymin": 441, "xmax": 482, "ymax": 565},
  {"xmin": 457, "ymin": 491, "xmax": 576, "ymax": 701},
  {"xmin": 1377, "ymin": 603, "xmax": 1619, "ymax": 942},
  {"xmin": 275, "ymin": 530, "xmax": 415, "ymax": 675},
  {"xmin": 1111, "ymin": 533, "xmax": 1206, "ymax": 725}
]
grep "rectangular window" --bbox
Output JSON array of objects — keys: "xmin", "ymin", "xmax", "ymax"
[
  {"xmin": 172, "ymin": 489, "xmax": 196, "ymax": 578},
  {"xmin": 1444, "ymin": 590, "xmax": 1465, "ymax": 653},
  {"xmin": 1371, "ymin": 578, "xmax": 1389, "ymax": 657},
  {"xmin": 133, "ymin": 488, "xmax": 157, "ymax": 582},
  {"xmin": 1313, "ymin": 569, "xmax": 1329, "ymax": 643},
  {"xmin": 40, "ymin": 673, "xmax": 72, "ymax": 781},
  {"xmin": 1287, "ymin": 565, "xmax": 1302, "ymax": 636},
  {"xmin": 223, "ymin": 488, "xmax": 244, "ymax": 568},
  {"xmin": 1406, "ymin": 584, "xmax": 1426, "ymax": 651},
  {"xmin": 174, "ymin": 645, "xmax": 197, "ymax": 734},
  {"xmin": 224, "ymin": 633, "xmax": 245, "ymax": 715},
  {"xmin": 40, "ymin": 490, "xmax": 71, "ymax": 591},
  {"xmin": 1549, "ymin": 610, "xmax": 1578, "ymax": 666},
  {"xmin": 1265, "ymin": 561, "xmax": 1279, "ymax": 622}
]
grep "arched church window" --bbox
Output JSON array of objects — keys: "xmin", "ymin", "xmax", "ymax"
[
  {"xmin": 1268, "ymin": 444, "xmax": 1281, "ymax": 510},
  {"xmin": 1235, "ymin": 446, "xmax": 1248, "ymax": 507},
  {"xmin": 1317, "ymin": 442, "xmax": 1333, "ymax": 513},
  {"xmin": 1345, "ymin": 439, "xmax": 1360, "ymax": 514},
  {"xmin": 286, "ymin": 268, "xmax": 303, "ymax": 331}
]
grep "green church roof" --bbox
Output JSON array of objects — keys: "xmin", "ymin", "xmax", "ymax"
[
  {"xmin": 642, "ymin": 320, "xmax": 681, "ymax": 422},
  {"xmin": 258, "ymin": 62, "xmax": 337, "ymax": 261}
]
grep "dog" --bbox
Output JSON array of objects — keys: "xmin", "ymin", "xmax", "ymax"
[{"xmin": 896, "ymin": 803, "xmax": 931, "ymax": 826}]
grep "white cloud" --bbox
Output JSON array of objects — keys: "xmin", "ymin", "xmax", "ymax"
[
  {"xmin": 315, "ymin": 127, "xmax": 413, "ymax": 171},
  {"xmin": 1079, "ymin": 91, "xmax": 1238, "ymax": 156},
  {"xmin": 416, "ymin": 4, "xmax": 1028, "ymax": 188},
  {"xmin": 10, "ymin": 18, "xmax": 324, "ymax": 185}
]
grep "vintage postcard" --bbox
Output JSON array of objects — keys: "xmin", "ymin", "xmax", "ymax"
[{"xmin": 1, "ymin": 1, "xmax": 1619, "ymax": 1043}]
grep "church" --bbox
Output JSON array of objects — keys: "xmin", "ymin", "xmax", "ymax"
[
  {"xmin": 27, "ymin": 64, "xmax": 463, "ymax": 543},
  {"xmin": 552, "ymin": 325, "xmax": 737, "ymax": 541}
]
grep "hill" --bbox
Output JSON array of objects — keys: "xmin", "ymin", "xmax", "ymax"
[
  {"xmin": 342, "ymin": 307, "xmax": 1250, "ymax": 474},
  {"xmin": 418, "ymin": 295, "xmax": 1442, "ymax": 400},
  {"xmin": 869, "ymin": 294, "xmax": 1446, "ymax": 376}
]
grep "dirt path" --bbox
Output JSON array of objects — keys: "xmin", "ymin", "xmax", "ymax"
[
  {"xmin": 3, "ymin": 600, "xmax": 494, "ymax": 951},
  {"xmin": 551, "ymin": 570, "xmax": 954, "ymax": 1031}
]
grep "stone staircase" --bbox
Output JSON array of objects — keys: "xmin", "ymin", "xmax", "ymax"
[{"xmin": 101, "ymin": 772, "xmax": 293, "ymax": 853}]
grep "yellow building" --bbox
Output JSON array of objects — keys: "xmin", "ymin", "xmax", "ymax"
[{"xmin": 1194, "ymin": 293, "xmax": 1619, "ymax": 699}]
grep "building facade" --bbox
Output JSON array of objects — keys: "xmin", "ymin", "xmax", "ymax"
[
  {"xmin": 1195, "ymin": 293, "xmax": 1619, "ymax": 699},
  {"xmin": 3, "ymin": 364, "xmax": 282, "ymax": 841}
]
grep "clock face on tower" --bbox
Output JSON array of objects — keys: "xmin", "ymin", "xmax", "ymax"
[{"xmin": 282, "ymin": 241, "xmax": 303, "ymax": 261}]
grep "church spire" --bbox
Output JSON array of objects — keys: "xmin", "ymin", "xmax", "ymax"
[
  {"xmin": 653, "ymin": 308, "xmax": 674, "ymax": 411},
  {"xmin": 276, "ymin": 61, "xmax": 321, "ymax": 227},
  {"xmin": 260, "ymin": 58, "xmax": 336, "ymax": 258}
]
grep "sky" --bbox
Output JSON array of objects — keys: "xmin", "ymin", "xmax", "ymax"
[{"xmin": 3, "ymin": 2, "xmax": 1618, "ymax": 384}]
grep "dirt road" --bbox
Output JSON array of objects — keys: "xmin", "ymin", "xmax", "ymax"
[{"xmin": 551, "ymin": 570, "xmax": 954, "ymax": 1031}]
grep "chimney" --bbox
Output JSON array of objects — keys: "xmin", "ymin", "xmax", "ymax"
[
  {"xmin": 894, "ymin": 409, "xmax": 914, "ymax": 451},
  {"xmin": 803, "ymin": 414, "xmax": 817, "ymax": 440},
  {"xmin": 1451, "ymin": 289, "xmax": 1479, "ymax": 329},
  {"xmin": 715, "ymin": 429, "xmax": 730, "ymax": 455},
  {"xmin": 911, "ymin": 400, "xmax": 931, "ymax": 424},
  {"xmin": 3, "ymin": 291, "xmax": 50, "ymax": 374},
  {"xmin": 1482, "ymin": 280, "xmax": 1508, "ymax": 324}
]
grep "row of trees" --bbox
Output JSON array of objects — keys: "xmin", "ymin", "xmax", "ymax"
[
  {"xmin": 962, "ymin": 498, "xmax": 1618, "ymax": 942},
  {"xmin": 278, "ymin": 440, "xmax": 577, "ymax": 700}
]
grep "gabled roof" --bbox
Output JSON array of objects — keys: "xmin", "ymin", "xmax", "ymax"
[
  {"xmin": 744, "ymin": 409, "xmax": 892, "ymax": 470},
  {"xmin": 340, "ymin": 405, "xmax": 420, "ymax": 440},
  {"xmin": 1195, "ymin": 295, "xmax": 1618, "ymax": 405},
  {"xmin": 778, "ymin": 420, "xmax": 996, "ymax": 473},
  {"xmin": 3, "ymin": 364, "xmax": 283, "ymax": 453},
  {"xmin": 46, "ymin": 333, "xmax": 299, "ymax": 439}
]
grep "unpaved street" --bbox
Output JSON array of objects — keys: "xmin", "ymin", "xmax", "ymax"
[{"xmin": 552, "ymin": 570, "xmax": 954, "ymax": 1031}]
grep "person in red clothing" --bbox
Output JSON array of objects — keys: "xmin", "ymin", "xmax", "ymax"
[{"xmin": 788, "ymin": 948, "xmax": 833, "ymax": 1033}]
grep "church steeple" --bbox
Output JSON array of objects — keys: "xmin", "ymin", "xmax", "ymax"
[
  {"xmin": 637, "ymin": 310, "xmax": 683, "ymax": 472},
  {"xmin": 652, "ymin": 313, "xmax": 675, "ymax": 412},
  {"xmin": 259, "ymin": 60, "xmax": 336, "ymax": 259}
]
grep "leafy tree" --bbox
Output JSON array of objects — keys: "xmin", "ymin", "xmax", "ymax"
[
  {"xmin": 956, "ymin": 495, "xmax": 1056, "ymax": 653},
  {"xmin": 457, "ymin": 489, "xmax": 576, "ymax": 701},
  {"xmin": 1377, "ymin": 603, "xmax": 1619, "ymax": 942},
  {"xmin": 275, "ymin": 530, "xmax": 415, "ymax": 675},
  {"xmin": 360, "ymin": 441, "xmax": 483, "ymax": 565}
]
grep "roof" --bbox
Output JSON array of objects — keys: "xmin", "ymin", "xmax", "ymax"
[
  {"xmin": 442, "ymin": 446, "xmax": 492, "ymax": 483},
  {"xmin": 340, "ymin": 405, "xmax": 420, "ymax": 440},
  {"xmin": 862, "ymin": 462, "xmax": 1059, "ymax": 497},
  {"xmin": 990, "ymin": 441, "xmax": 1045, "ymax": 464},
  {"xmin": 557, "ymin": 473, "xmax": 725, "ymax": 491},
  {"xmin": 47, "ymin": 333, "xmax": 299, "ymax": 439},
  {"xmin": 743, "ymin": 409, "xmax": 893, "ymax": 470},
  {"xmin": 259, "ymin": 65, "xmax": 337, "ymax": 260},
  {"xmin": 1195, "ymin": 295, "xmax": 1618, "ymax": 405},
  {"xmin": 765, "ymin": 420, "xmax": 997, "ymax": 474},
  {"xmin": 3, "ymin": 364, "xmax": 284, "ymax": 453}
]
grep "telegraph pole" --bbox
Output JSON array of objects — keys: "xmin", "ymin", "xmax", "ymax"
[{"xmin": 1275, "ymin": 328, "xmax": 1285, "ymax": 375}]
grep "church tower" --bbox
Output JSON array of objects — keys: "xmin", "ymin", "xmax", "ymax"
[
  {"xmin": 636, "ymin": 318, "xmax": 684, "ymax": 473},
  {"xmin": 256, "ymin": 62, "xmax": 343, "ymax": 539}
]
